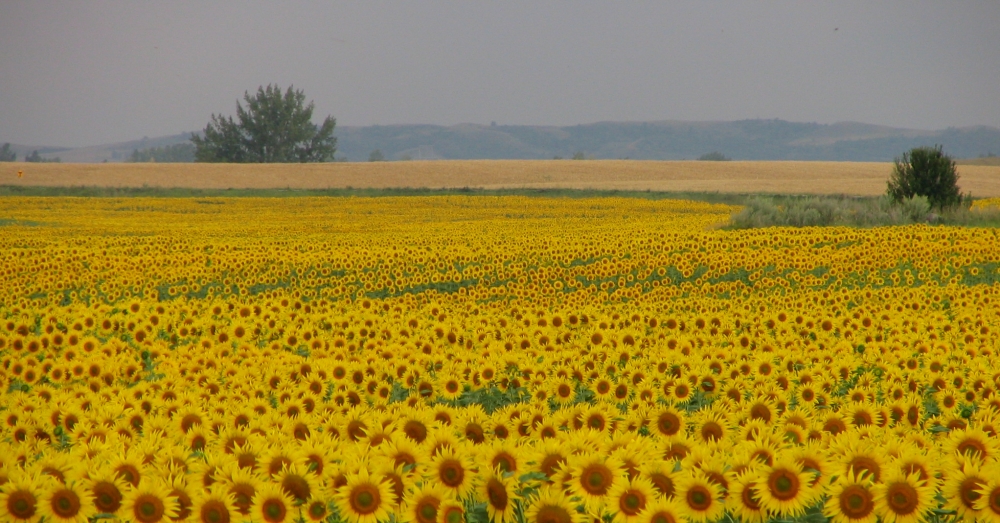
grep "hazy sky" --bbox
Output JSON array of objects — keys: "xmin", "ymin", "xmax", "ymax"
[{"xmin": 2, "ymin": 1, "xmax": 999, "ymax": 147}]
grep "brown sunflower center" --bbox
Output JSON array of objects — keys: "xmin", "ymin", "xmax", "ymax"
[
  {"xmin": 649, "ymin": 511, "xmax": 678, "ymax": 523},
  {"xmin": 231, "ymin": 484, "xmax": 255, "ymax": 515},
  {"xmin": 8, "ymin": 491, "xmax": 37, "ymax": 519},
  {"xmin": 134, "ymin": 494, "xmax": 166, "ymax": 523},
  {"xmin": 957, "ymin": 438, "xmax": 988, "ymax": 460},
  {"xmin": 581, "ymin": 464, "xmax": 613, "ymax": 496},
  {"xmin": 200, "ymin": 499, "xmax": 231, "ymax": 523},
  {"xmin": 404, "ymin": 420, "xmax": 428, "ymax": 443},
  {"xmin": 987, "ymin": 488, "xmax": 1000, "ymax": 516},
  {"xmin": 768, "ymin": 469, "xmax": 800, "ymax": 501},
  {"xmin": 741, "ymin": 485, "xmax": 762, "ymax": 511},
  {"xmin": 416, "ymin": 498, "xmax": 439, "ymax": 523},
  {"xmin": 686, "ymin": 486, "xmax": 713, "ymax": 511},
  {"xmin": 493, "ymin": 453, "xmax": 516, "ymax": 474},
  {"xmin": 701, "ymin": 422, "xmax": 723, "ymax": 442},
  {"xmin": 439, "ymin": 459, "xmax": 465, "ymax": 487},
  {"xmin": 442, "ymin": 505, "xmax": 464, "ymax": 523},
  {"xmin": 960, "ymin": 478, "xmax": 985, "ymax": 509},
  {"xmin": 487, "ymin": 479, "xmax": 508, "ymax": 510},
  {"xmin": 51, "ymin": 488, "xmax": 81, "ymax": 518},
  {"xmin": 540, "ymin": 455, "xmax": 566, "ymax": 479},
  {"xmin": 535, "ymin": 505, "xmax": 573, "ymax": 523},
  {"xmin": 465, "ymin": 423, "xmax": 485, "ymax": 444},
  {"xmin": 750, "ymin": 404, "xmax": 772, "ymax": 423},
  {"xmin": 619, "ymin": 490, "xmax": 646, "ymax": 515},
  {"xmin": 170, "ymin": 489, "xmax": 192, "ymax": 521},
  {"xmin": 93, "ymin": 481, "xmax": 123, "ymax": 513},
  {"xmin": 281, "ymin": 474, "xmax": 310, "ymax": 503},
  {"xmin": 848, "ymin": 457, "xmax": 880, "ymax": 483},
  {"xmin": 839, "ymin": 485, "xmax": 874, "ymax": 519},
  {"xmin": 350, "ymin": 484, "xmax": 381, "ymax": 515},
  {"xmin": 650, "ymin": 473, "xmax": 675, "ymax": 498},
  {"xmin": 262, "ymin": 499, "xmax": 286, "ymax": 523},
  {"xmin": 901, "ymin": 463, "xmax": 929, "ymax": 482},
  {"xmin": 657, "ymin": 412, "xmax": 681, "ymax": 436},
  {"xmin": 308, "ymin": 500, "xmax": 327, "ymax": 520},
  {"xmin": 886, "ymin": 482, "xmax": 919, "ymax": 515}
]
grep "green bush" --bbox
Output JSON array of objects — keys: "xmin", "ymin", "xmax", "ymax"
[
  {"xmin": 727, "ymin": 194, "xmax": 1000, "ymax": 229},
  {"xmin": 887, "ymin": 145, "xmax": 968, "ymax": 210}
]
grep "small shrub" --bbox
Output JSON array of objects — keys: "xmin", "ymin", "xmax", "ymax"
[
  {"xmin": 698, "ymin": 152, "xmax": 730, "ymax": 161},
  {"xmin": 887, "ymin": 145, "xmax": 967, "ymax": 210}
]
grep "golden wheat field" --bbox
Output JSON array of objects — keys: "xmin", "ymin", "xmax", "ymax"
[
  {"xmin": 2, "ymin": 194, "xmax": 1000, "ymax": 523},
  {"xmin": 5, "ymin": 160, "xmax": 1000, "ymax": 196}
]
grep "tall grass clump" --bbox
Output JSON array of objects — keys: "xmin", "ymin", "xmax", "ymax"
[{"xmin": 729, "ymin": 194, "xmax": 1000, "ymax": 229}]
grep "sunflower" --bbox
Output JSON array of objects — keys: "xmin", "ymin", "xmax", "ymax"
[
  {"xmin": 35, "ymin": 452, "xmax": 83, "ymax": 486},
  {"xmin": 0, "ymin": 471, "xmax": 44, "ymax": 523},
  {"xmin": 86, "ymin": 468, "xmax": 127, "ymax": 518},
  {"xmin": 726, "ymin": 471, "xmax": 767, "ymax": 523},
  {"xmin": 788, "ymin": 443, "xmax": 834, "ymax": 489},
  {"xmin": 636, "ymin": 497, "xmax": 686, "ymax": 523},
  {"xmin": 333, "ymin": 467, "xmax": 395, "ymax": 523},
  {"xmin": 478, "ymin": 439, "xmax": 522, "ymax": 476},
  {"xmin": 260, "ymin": 445, "xmax": 303, "ymax": 478},
  {"xmin": 530, "ymin": 439, "xmax": 571, "ymax": 482},
  {"xmin": 401, "ymin": 483, "xmax": 448, "ymax": 523},
  {"xmin": 831, "ymin": 437, "xmax": 884, "ymax": 484},
  {"xmin": 941, "ymin": 456, "xmax": 989, "ymax": 522},
  {"xmin": 398, "ymin": 408, "xmax": 435, "ymax": 444},
  {"xmin": 524, "ymin": 485, "xmax": 587, "ymax": 523},
  {"xmin": 250, "ymin": 481, "xmax": 295, "ymax": 523},
  {"xmin": 888, "ymin": 447, "xmax": 938, "ymax": 491},
  {"xmin": 479, "ymin": 467, "xmax": 521, "ymax": 523},
  {"xmin": 973, "ymin": 463, "xmax": 1000, "ymax": 523},
  {"xmin": 163, "ymin": 473, "xmax": 194, "ymax": 522},
  {"xmin": 752, "ymin": 456, "xmax": 822, "ymax": 518},
  {"xmin": 295, "ymin": 435, "xmax": 336, "ymax": 477},
  {"xmin": 946, "ymin": 427, "xmax": 997, "ymax": 463},
  {"xmin": 824, "ymin": 470, "xmax": 877, "ymax": 523},
  {"xmin": 607, "ymin": 476, "xmax": 657, "ymax": 523},
  {"xmin": 192, "ymin": 486, "xmax": 236, "ymax": 523},
  {"xmin": 551, "ymin": 377, "xmax": 577, "ymax": 405},
  {"xmin": 274, "ymin": 462, "xmax": 319, "ymax": 506},
  {"xmin": 372, "ymin": 458, "xmax": 414, "ymax": 512},
  {"xmin": 691, "ymin": 407, "xmax": 731, "ymax": 447},
  {"xmin": 303, "ymin": 496, "xmax": 329, "ymax": 522},
  {"xmin": 36, "ymin": 478, "xmax": 94, "ymax": 523},
  {"xmin": 427, "ymin": 446, "xmax": 476, "ymax": 500},
  {"xmin": 566, "ymin": 452, "xmax": 626, "ymax": 513},
  {"xmin": 437, "ymin": 498, "xmax": 465, "ymax": 523},
  {"xmin": 638, "ymin": 460, "xmax": 677, "ymax": 500},
  {"xmin": 214, "ymin": 461, "xmax": 264, "ymax": 518},
  {"xmin": 121, "ymin": 479, "xmax": 180, "ymax": 523},
  {"xmin": 872, "ymin": 470, "xmax": 934, "ymax": 523},
  {"xmin": 675, "ymin": 468, "xmax": 724, "ymax": 523}
]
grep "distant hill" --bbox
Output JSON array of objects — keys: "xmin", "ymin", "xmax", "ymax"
[
  {"xmin": 5, "ymin": 120, "xmax": 998, "ymax": 163},
  {"xmin": 1, "ymin": 133, "xmax": 195, "ymax": 163},
  {"xmin": 336, "ymin": 120, "xmax": 1000, "ymax": 162}
]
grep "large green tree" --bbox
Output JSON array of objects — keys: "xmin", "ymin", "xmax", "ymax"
[
  {"xmin": 0, "ymin": 143, "xmax": 15, "ymax": 162},
  {"xmin": 886, "ymin": 145, "xmax": 965, "ymax": 210},
  {"xmin": 191, "ymin": 85, "xmax": 336, "ymax": 162}
]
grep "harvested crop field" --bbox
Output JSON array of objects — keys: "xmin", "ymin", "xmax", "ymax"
[{"xmin": 6, "ymin": 160, "xmax": 1000, "ymax": 196}]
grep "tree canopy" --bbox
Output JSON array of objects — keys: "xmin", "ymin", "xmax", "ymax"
[
  {"xmin": 191, "ymin": 85, "xmax": 336, "ymax": 163},
  {"xmin": 886, "ymin": 145, "xmax": 966, "ymax": 210},
  {"xmin": 0, "ymin": 143, "xmax": 15, "ymax": 162}
]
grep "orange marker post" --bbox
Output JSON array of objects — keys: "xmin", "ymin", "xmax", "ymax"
[{"xmin": 17, "ymin": 170, "xmax": 22, "ymax": 178}]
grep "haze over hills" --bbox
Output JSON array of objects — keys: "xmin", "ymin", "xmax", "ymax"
[{"xmin": 5, "ymin": 119, "xmax": 999, "ymax": 163}]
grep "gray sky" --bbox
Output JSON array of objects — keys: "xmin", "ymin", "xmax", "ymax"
[{"xmin": 2, "ymin": 1, "xmax": 999, "ymax": 147}]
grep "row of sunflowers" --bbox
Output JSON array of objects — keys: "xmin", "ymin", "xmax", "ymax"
[{"xmin": 1, "ymin": 196, "xmax": 1000, "ymax": 523}]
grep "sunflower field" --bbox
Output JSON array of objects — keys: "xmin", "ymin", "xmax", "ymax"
[{"xmin": 2, "ymin": 195, "xmax": 1000, "ymax": 523}]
